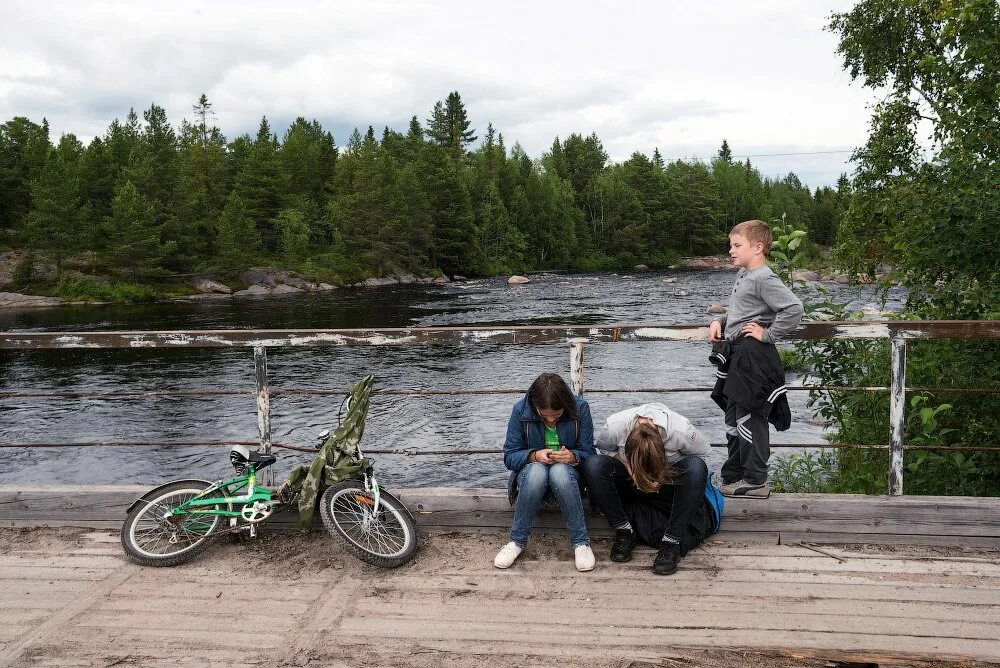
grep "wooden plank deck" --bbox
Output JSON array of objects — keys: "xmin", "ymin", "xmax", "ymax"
[{"xmin": 0, "ymin": 527, "xmax": 998, "ymax": 667}]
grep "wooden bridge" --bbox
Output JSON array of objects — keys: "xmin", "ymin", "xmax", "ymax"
[{"xmin": 1, "ymin": 322, "xmax": 999, "ymax": 665}]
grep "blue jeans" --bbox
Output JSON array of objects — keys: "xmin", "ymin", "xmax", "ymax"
[{"xmin": 508, "ymin": 462, "xmax": 589, "ymax": 549}]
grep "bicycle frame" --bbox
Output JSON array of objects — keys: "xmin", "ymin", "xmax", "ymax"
[{"xmin": 172, "ymin": 467, "xmax": 274, "ymax": 518}]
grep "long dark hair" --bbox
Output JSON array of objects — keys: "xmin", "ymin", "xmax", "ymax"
[
  {"xmin": 526, "ymin": 372, "xmax": 578, "ymax": 421},
  {"xmin": 625, "ymin": 423, "xmax": 678, "ymax": 492}
]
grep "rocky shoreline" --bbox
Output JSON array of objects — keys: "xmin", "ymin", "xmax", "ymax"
[{"xmin": 0, "ymin": 253, "xmax": 878, "ymax": 310}]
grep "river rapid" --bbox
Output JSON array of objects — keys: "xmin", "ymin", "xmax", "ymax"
[{"xmin": 0, "ymin": 269, "xmax": 905, "ymax": 487}]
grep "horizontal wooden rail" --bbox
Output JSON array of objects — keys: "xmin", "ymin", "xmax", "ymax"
[{"xmin": 3, "ymin": 320, "xmax": 1000, "ymax": 350}]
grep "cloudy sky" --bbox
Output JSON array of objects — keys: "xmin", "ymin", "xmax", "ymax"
[{"xmin": 1, "ymin": 0, "xmax": 876, "ymax": 187}]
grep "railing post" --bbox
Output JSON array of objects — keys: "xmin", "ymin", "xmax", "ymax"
[
  {"xmin": 888, "ymin": 336, "xmax": 907, "ymax": 496},
  {"xmin": 569, "ymin": 339, "xmax": 586, "ymax": 395},
  {"xmin": 254, "ymin": 346, "xmax": 273, "ymax": 486}
]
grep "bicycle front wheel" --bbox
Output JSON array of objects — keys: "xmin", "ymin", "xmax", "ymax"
[
  {"xmin": 121, "ymin": 481, "xmax": 221, "ymax": 567},
  {"xmin": 320, "ymin": 481, "xmax": 417, "ymax": 568}
]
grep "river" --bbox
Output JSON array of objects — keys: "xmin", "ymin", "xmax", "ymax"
[{"xmin": 0, "ymin": 269, "xmax": 905, "ymax": 487}]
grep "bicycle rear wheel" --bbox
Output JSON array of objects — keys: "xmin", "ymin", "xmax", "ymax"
[
  {"xmin": 320, "ymin": 481, "xmax": 417, "ymax": 568},
  {"xmin": 121, "ymin": 481, "xmax": 221, "ymax": 567}
]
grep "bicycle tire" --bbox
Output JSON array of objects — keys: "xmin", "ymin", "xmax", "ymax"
[
  {"xmin": 121, "ymin": 481, "xmax": 221, "ymax": 567},
  {"xmin": 320, "ymin": 481, "xmax": 417, "ymax": 568}
]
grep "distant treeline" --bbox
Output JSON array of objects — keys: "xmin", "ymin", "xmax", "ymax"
[{"xmin": 0, "ymin": 92, "xmax": 850, "ymax": 284}]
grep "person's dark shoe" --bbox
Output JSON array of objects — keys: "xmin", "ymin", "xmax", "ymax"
[
  {"xmin": 653, "ymin": 542, "xmax": 681, "ymax": 575},
  {"xmin": 610, "ymin": 528, "xmax": 637, "ymax": 563}
]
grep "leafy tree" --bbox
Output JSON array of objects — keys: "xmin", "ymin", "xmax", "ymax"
[{"xmin": 806, "ymin": 0, "xmax": 1000, "ymax": 495}]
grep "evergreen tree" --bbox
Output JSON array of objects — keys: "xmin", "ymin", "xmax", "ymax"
[
  {"xmin": 215, "ymin": 191, "xmax": 260, "ymax": 270},
  {"xmin": 22, "ymin": 145, "xmax": 87, "ymax": 270},
  {"xmin": 273, "ymin": 207, "xmax": 311, "ymax": 263},
  {"xmin": 176, "ymin": 94, "xmax": 229, "ymax": 260},
  {"xmin": 0, "ymin": 117, "xmax": 51, "ymax": 238},
  {"xmin": 717, "ymin": 139, "xmax": 733, "ymax": 164},
  {"xmin": 425, "ymin": 91, "xmax": 477, "ymax": 160},
  {"xmin": 232, "ymin": 117, "xmax": 288, "ymax": 252},
  {"xmin": 105, "ymin": 181, "xmax": 174, "ymax": 278}
]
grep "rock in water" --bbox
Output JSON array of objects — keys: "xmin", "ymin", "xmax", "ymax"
[
  {"xmin": 707, "ymin": 304, "xmax": 726, "ymax": 314},
  {"xmin": 507, "ymin": 275, "xmax": 530, "ymax": 285}
]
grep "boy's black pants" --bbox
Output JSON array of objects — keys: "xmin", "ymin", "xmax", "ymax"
[{"xmin": 721, "ymin": 402, "xmax": 770, "ymax": 485}]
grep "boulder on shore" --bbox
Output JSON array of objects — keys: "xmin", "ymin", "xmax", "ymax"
[
  {"xmin": 191, "ymin": 278, "xmax": 232, "ymax": 294},
  {"xmin": 707, "ymin": 304, "xmax": 726, "ymax": 314},
  {"xmin": 233, "ymin": 284, "xmax": 272, "ymax": 297},
  {"xmin": 272, "ymin": 284, "xmax": 303, "ymax": 295},
  {"xmin": 791, "ymin": 270, "xmax": 820, "ymax": 282},
  {"xmin": 633, "ymin": 264, "xmax": 649, "ymax": 271},
  {"xmin": 507, "ymin": 275, "xmax": 530, "ymax": 285},
  {"xmin": 239, "ymin": 268, "xmax": 279, "ymax": 286},
  {"xmin": 0, "ymin": 292, "xmax": 63, "ymax": 309},
  {"xmin": 362, "ymin": 277, "xmax": 397, "ymax": 287},
  {"xmin": 452, "ymin": 275, "xmax": 468, "ymax": 281}
]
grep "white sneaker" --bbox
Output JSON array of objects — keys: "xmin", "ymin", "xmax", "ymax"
[
  {"xmin": 494, "ymin": 542, "xmax": 523, "ymax": 569},
  {"xmin": 575, "ymin": 544, "xmax": 596, "ymax": 572}
]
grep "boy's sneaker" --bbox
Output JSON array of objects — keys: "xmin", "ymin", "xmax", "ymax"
[
  {"xmin": 653, "ymin": 542, "xmax": 681, "ymax": 576},
  {"xmin": 493, "ymin": 542, "xmax": 523, "ymax": 569},
  {"xmin": 721, "ymin": 479, "xmax": 770, "ymax": 498},
  {"xmin": 742, "ymin": 482, "xmax": 771, "ymax": 498},
  {"xmin": 718, "ymin": 479, "xmax": 742, "ymax": 497},
  {"xmin": 610, "ymin": 528, "xmax": 637, "ymax": 563},
  {"xmin": 575, "ymin": 545, "xmax": 596, "ymax": 572}
]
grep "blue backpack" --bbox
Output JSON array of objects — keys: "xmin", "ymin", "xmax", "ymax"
[{"xmin": 704, "ymin": 474, "xmax": 725, "ymax": 533}]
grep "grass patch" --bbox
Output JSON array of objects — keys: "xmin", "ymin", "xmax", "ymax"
[{"xmin": 51, "ymin": 277, "xmax": 165, "ymax": 303}]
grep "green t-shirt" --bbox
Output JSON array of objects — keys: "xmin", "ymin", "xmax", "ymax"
[{"xmin": 544, "ymin": 425, "xmax": 560, "ymax": 451}]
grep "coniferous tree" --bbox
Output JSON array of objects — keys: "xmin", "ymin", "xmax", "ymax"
[
  {"xmin": 232, "ymin": 117, "xmax": 288, "ymax": 252},
  {"xmin": 22, "ymin": 144, "xmax": 87, "ymax": 270},
  {"xmin": 215, "ymin": 191, "xmax": 260, "ymax": 270},
  {"xmin": 426, "ymin": 91, "xmax": 477, "ymax": 160},
  {"xmin": 105, "ymin": 181, "xmax": 174, "ymax": 278},
  {"xmin": 1, "ymin": 117, "xmax": 51, "ymax": 238},
  {"xmin": 717, "ymin": 139, "xmax": 733, "ymax": 164}
]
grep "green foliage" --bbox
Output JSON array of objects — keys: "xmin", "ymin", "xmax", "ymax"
[
  {"xmin": 51, "ymin": 277, "xmax": 162, "ymax": 303},
  {"xmin": 3, "ymin": 90, "xmax": 849, "ymax": 289},
  {"xmin": 11, "ymin": 249, "xmax": 34, "ymax": 287},
  {"xmin": 104, "ymin": 181, "xmax": 176, "ymax": 279},
  {"xmin": 808, "ymin": 0, "xmax": 1000, "ymax": 496}
]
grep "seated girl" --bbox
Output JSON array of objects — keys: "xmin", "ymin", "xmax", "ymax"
[
  {"xmin": 581, "ymin": 403, "xmax": 723, "ymax": 575},
  {"xmin": 495, "ymin": 372, "xmax": 596, "ymax": 571}
]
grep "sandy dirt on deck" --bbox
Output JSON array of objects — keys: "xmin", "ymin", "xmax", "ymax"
[{"xmin": 0, "ymin": 527, "xmax": 997, "ymax": 668}]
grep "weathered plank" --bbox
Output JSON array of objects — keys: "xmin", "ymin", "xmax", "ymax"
[
  {"xmin": 2, "ymin": 486, "xmax": 999, "ymax": 547},
  {"xmin": 3, "ymin": 320, "xmax": 1000, "ymax": 350}
]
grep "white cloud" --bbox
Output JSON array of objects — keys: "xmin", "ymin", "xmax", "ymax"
[{"xmin": 0, "ymin": 0, "xmax": 875, "ymax": 186}]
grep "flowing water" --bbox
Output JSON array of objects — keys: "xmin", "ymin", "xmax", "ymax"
[{"xmin": 0, "ymin": 270, "xmax": 904, "ymax": 487}]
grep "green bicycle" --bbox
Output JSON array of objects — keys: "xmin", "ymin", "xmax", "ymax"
[{"xmin": 120, "ymin": 379, "xmax": 418, "ymax": 568}]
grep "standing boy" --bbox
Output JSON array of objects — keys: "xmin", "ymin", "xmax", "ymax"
[{"xmin": 708, "ymin": 220, "xmax": 803, "ymax": 498}]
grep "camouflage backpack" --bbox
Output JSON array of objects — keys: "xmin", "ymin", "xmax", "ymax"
[{"xmin": 279, "ymin": 374, "xmax": 375, "ymax": 529}]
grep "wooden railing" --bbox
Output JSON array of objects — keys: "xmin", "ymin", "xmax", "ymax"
[{"xmin": 3, "ymin": 320, "xmax": 999, "ymax": 495}]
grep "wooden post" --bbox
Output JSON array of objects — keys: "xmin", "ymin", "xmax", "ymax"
[
  {"xmin": 569, "ymin": 339, "xmax": 586, "ymax": 395},
  {"xmin": 254, "ymin": 346, "xmax": 273, "ymax": 486},
  {"xmin": 888, "ymin": 336, "xmax": 907, "ymax": 496}
]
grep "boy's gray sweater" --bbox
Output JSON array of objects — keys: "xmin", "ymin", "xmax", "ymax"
[{"xmin": 714, "ymin": 265, "xmax": 803, "ymax": 343}]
